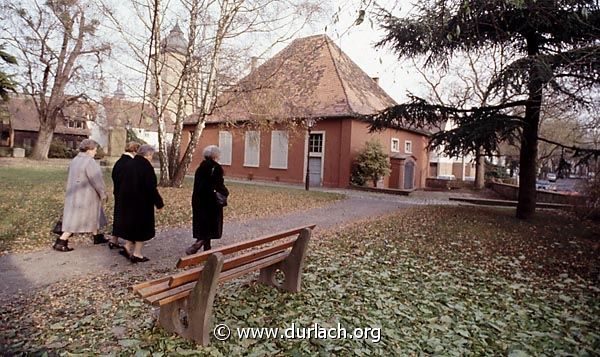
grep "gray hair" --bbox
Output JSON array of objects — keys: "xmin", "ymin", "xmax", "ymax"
[
  {"xmin": 79, "ymin": 139, "xmax": 98, "ymax": 152},
  {"xmin": 203, "ymin": 145, "xmax": 220, "ymax": 160},
  {"xmin": 137, "ymin": 144, "xmax": 156, "ymax": 157},
  {"xmin": 125, "ymin": 141, "xmax": 141, "ymax": 153}
]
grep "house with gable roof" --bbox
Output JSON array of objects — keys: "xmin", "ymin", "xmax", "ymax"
[
  {"xmin": 182, "ymin": 34, "xmax": 431, "ymax": 189},
  {"xmin": 1, "ymin": 94, "xmax": 92, "ymax": 152}
]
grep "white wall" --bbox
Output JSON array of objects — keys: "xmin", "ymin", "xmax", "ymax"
[{"xmin": 131, "ymin": 127, "xmax": 173, "ymax": 148}]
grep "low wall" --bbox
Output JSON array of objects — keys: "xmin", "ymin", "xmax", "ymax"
[
  {"xmin": 426, "ymin": 178, "xmax": 474, "ymax": 190},
  {"xmin": 487, "ymin": 181, "xmax": 585, "ymax": 205},
  {"xmin": 349, "ymin": 185, "xmax": 412, "ymax": 196}
]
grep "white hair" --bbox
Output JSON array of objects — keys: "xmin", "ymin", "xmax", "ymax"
[
  {"xmin": 203, "ymin": 145, "xmax": 220, "ymax": 159},
  {"xmin": 137, "ymin": 144, "xmax": 156, "ymax": 157},
  {"xmin": 78, "ymin": 139, "xmax": 98, "ymax": 152}
]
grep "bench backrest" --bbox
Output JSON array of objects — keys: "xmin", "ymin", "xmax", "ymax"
[{"xmin": 176, "ymin": 224, "xmax": 316, "ymax": 268}]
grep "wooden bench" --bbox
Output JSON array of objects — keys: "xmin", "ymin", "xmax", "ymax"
[{"xmin": 131, "ymin": 224, "xmax": 315, "ymax": 346}]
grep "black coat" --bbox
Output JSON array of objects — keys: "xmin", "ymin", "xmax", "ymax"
[
  {"xmin": 118, "ymin": 156, "xmax": 164, "ymax": 242},
  {"xmin": 192, "ymin": 158, "xmax": 228, "ymax": 240},
  {"xmin": 111, "ymin": 154, "xmax": 132, "ymax": 237}
]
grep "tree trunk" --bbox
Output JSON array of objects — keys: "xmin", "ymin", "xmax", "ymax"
[
  {"xmin": 30, "ymin": 122, "xmax": 54, "ymax": 160},
  {"xmin": 516, "ymin": 117, "xmax": 540, "ymax": 219},
  {"xmin": 148, "ymin": 0, "xmax": 170, "ymax": 186},
  {"xmin": 516, "ymin": 34, "xmax": 543, "ymax": 220},
  {"xmin": 157, "ymin": 121, "xmax": 170, "ymax": 186},
  {"xmin": 474, "ymin": 148, "xmax": 485, "ymax": 189},
  {"xmin": 171, "ymin": 121, "xmax": 205, "ymax": 187}
]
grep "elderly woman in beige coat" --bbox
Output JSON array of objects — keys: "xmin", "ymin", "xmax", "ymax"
[{"xmin": 53, "ymin": 139, "xmax": 109, "ymax": 252}]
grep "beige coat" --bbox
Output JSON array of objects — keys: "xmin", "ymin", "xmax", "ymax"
[{"xmin": 62, "ymin": 153, "xmax": 108, "ymax": 233}]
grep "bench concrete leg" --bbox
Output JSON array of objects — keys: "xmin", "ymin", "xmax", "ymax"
[
  {"xmin": 158, "ymin": 252, "xmax": 224, "ymax": 346},
  {"xmin": 258, "ymin": 228, "xmax": 311, "ymax": 292}
]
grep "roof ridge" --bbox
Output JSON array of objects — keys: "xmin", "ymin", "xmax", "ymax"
[{"xmin": 323, "ymin": 36, "xmax": 355, "ymax": 116}]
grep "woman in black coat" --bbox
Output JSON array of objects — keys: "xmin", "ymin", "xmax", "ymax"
[
  {"xmin": 110, "ymin": 141, "xmax": 140, "ymax": 249},
  {"xmin": 118, "ymin": 144, "xmax": 164, "ymax": 262},
  {"xmin": 186, "ymin": 145, "xmax": 229, "ymax": 255}
]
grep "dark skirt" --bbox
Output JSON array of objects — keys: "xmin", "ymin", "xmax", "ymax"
[{"xmin": 193, "ymin": 201, "xmax": 223, "ymax": 240}]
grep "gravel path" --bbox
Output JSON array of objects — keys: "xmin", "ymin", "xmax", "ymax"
[{"xmin": 0, "ymin": 188, "xmax": 460, "ymax": 298}]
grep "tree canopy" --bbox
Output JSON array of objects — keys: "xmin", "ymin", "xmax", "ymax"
[
  {"xmin": 369, "ymin": 0, "xmax": 600, "ymax": 219},
  {"xmin": 1, "ymin": 0, "xmax": 109, "ymax": 159},
  {"xmin": 0, "ymin": 45, "xmax": 17, "ymax": 102}
]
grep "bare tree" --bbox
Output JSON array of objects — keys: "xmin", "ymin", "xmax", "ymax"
[
  {"xmin": 103, "ymin": 0, "xmax": 324, "ymax": 186},
  {"xmin": 1, "ymin": 0, "xmax": 109, "ymax": 159},
  {"xmin": 412, "ymin": 46, "xmax": 515, "ymax": 188}
]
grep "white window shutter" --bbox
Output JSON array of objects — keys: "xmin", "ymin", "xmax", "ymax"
[
  {"xmin": 218, "ymin": 131, "xmax": 232, "ymax": 165},
  {"xmin": 270, "ymin": 130, "xmax": 288, "ymax": 169},
  {"xmin": 244, "ymin": 131, "xmax": 260, "ymax": 167}
]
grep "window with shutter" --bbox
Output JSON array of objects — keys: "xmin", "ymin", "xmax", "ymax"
[
  {"xmin": 218, "ymin": 131, "xmax": 232, "ymax": 165},
  {"xmin": 270, "ymin": 130, "xmax": 288, "ymax": 169},
  {"xmin": 244, "ymin": 131, "xmax": 260, "ymax": 167}
]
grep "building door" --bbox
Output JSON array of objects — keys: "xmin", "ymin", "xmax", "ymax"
[
  {"xmin": 404, "ymin": 161, "xmax": 415, "ymax": 189},
  {"xmin": 390, "ymin": 159, "xmax": 401, "ymax": 189},
  {"xmin": 307, "ymin": 132, "xmax": 324, "ymax": 187},
  {"xmin": 309, "ymin": 157, "xmax": 322, "ymax": 186}
]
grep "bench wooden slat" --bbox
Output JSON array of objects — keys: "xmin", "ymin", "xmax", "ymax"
[
  {"xmin": 131, "ymin": 276, "xmax": 171, "ymax": 293},
  {"xmin": 153, "ymin": 251, "xmax": 289, "ymax": 306},
  {"xmin": 145, "ymin": 281, "xmax": 197, "ymax": 305},
  {"xmin": 218, "ymin": 251, "xmax": 288, "ymax": 283},
  {"xmin": 176, "ymin": 224, "xmax": 316, "ymax": 268},
  {"xmin": 136, "ymin": 280, "xmax": 172, "ymax": 298},
  {"xmin": 167, "ymin": 239, "xmax": 296, "ymax": 288},
  {"xmin": 156, "ymin": 289, "xmax": 195, "ymax": 307}
]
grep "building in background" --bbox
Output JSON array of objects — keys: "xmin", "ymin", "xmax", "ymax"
[
  {"xmin": 182, "ymin": 35, "xmax": 430, "ymax": 189},
  {"xmin": 427, "ymin": 120, "xmax": 476, "ymax": 181},
  {"xmin": 1, "ymin": 94, "xmax": 91, "ymax": 153}
]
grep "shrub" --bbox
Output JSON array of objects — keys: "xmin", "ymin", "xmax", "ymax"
[
  {"xmin": 127, "ymin": 129, "xmax": 147, "ymax": 145},
  {"xmin": 350, "ymin": 162, "xmax": 367, "ymax": 186},
  {"xmin": 485, "ymin": 160, "xmax": 510, "ymax": 179},
  {"xmin": 351, "ymin": 139, "xmax": 391, "ymax": 187},
  {"xmin": 48, "ymin": 139, "xmax": 75, "ymax": 158},
  {"xmin": 94, "ymin": 145, "xmax": 106, "ymax": 160}
]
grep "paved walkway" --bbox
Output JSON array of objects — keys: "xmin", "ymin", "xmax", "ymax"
[{"xmin": 0, "ymin": 188, "xmax": 462, "ymax": 298}]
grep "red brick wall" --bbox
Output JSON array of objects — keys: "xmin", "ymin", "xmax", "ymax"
[
  {"xmin": 348, "ymin": 121, "xmax": 429, "ymax": 189},
  {"xmin": 187, "ymin": 124, "xmax": 309, "ymax": 185},
  {"xmin": 183, "ymin": 118, "xmax": 430, "ymax": 189}
]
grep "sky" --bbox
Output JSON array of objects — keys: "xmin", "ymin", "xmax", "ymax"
[{"xmin": 300, "ymin": 0, "xmax": 428, "ymax": 103}]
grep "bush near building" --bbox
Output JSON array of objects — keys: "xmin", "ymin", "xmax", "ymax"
[{"xmin": 351, "ymin": 139, "xmax": 391, "ymax": 187}]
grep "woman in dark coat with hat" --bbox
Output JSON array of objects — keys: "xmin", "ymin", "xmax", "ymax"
[
  {"xmin": 186, "ymin": 145, "xmax": 229, "ymax": 255},
  {"xmin": 118, "ymin": 144, "xmax": 164, "ymax": 262},
  {"xmin": 110, "ymin": 141, "xmax": 140, "ymax": 249}
]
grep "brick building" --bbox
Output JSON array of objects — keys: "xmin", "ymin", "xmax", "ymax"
[{"xmin": 182, "ymin": 35, "xmax": 430, "ymax": 189}]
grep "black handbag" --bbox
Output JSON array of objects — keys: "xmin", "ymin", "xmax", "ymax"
[
  {"xmin": 211, "ymin": 166, "xmax": 228, "ymax": 207},
  {"xmin": 52, "ymin": 219, "xmax": 63, "ymax": 235},
  {"xmin": 215, "ymin": 191, "xmax": 228, "ymax": 207}
]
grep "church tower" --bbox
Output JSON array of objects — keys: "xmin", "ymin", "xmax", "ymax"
[{"xmin": 155, "ymin": 23, "xmax": 193, "ymax": 121}]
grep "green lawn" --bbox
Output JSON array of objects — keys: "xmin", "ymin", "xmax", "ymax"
[
  {"xmin": 1, "ymin": 206, "xmax": 598, "ymax": 355},
  {"xmin": 0, "ymin": 166, "xmax": 343, "ymax": 254}
]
